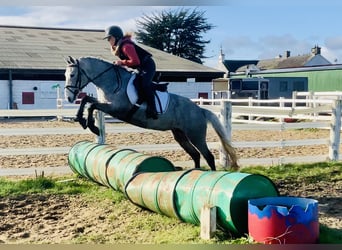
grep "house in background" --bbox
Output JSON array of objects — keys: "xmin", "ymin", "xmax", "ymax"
[
  {"xmin": 217, "ymin": 45, "xmax": 342, "ymax": 92},
  {"xmin": 218, "ymin": 45, "xmax": 332, "ymax": 76},
  {"xmin": 0, "ymin": 25, "xmax": 223, "ymax": 110}
]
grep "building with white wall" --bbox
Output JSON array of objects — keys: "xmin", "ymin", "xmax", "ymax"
[{"xmin": 0, "ymin": 25, "xmax": 223, "ymax": 110}]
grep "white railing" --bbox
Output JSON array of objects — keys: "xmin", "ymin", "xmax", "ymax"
[{"xmin": 192, "ymin": 99, "xmax": 341, "ymax": 164}]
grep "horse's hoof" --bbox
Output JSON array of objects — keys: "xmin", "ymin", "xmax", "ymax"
[
  {"xmin": 76, "ymin": 117, "xmax": 87, "ymax": 129},
  {"xmin": 80, "ymin": 120, "xmax": 87, "ymax": 129},
  {"xmin": 89, "ymin": 126, "xmax": 100, "ymax": 136}
]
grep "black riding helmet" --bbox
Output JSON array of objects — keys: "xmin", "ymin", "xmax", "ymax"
[{"xmin": 103, "ymin": 25, "xmax": 124, "ymax": 45}]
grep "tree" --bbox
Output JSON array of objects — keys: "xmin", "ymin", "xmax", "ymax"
[{"xmin": 135, "ymin": 8, "xmax": 214, "ymax": 64}]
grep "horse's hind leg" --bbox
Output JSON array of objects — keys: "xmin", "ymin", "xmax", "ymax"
[
  {"xmin": 171, "ymin": 129, "xmax": 201, "ymax": 169},
  {"xmin": 186, "ymin": 130, "xmax": 216, "ymax": 171}
]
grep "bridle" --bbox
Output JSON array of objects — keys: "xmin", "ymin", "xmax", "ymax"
[{"xmin": 65, "ymin": 59, "xmax": 116, "ymax": 98}]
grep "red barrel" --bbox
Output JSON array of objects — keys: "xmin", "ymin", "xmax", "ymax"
[{"xmin": 248, "ymin": 197, "xmax": 319, "ymax": 244}]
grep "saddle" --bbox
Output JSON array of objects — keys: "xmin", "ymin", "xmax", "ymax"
[
  {"xmin": 133, "ymin": 73, "xmax": 169, "ymax": 98},
  {"xmin": 126, "ymin": 73, "xmax": 170, "ymax": 120}
]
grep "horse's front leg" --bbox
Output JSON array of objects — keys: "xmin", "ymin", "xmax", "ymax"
[
  {"xmin": 86, "ymin": 102, "xmax": 114, "ymax": 136},
  {"xmin": 86, "ymin": 102, "xmax": 102, "ymax": 136},
  {"xmin": 75, "ymin": 95, "xmax": 97, "ymax": 129}
]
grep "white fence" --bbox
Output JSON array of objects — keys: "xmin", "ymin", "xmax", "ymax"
[
  {"xmin": 195, "ymin": 98, "xmax": 342, "ymax": 165},
  {"xmin": 1, "ymin": 93, "xmax": 342, "ymax": 168}
]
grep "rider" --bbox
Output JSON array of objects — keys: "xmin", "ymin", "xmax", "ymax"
[{"xmin": 104, "ymin": 25, "xmax": 158, "ymax": 120}]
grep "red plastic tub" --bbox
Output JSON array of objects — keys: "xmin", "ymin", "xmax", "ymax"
[{"xmin": 248, "ymin": 196, "xmax": 319, "ymax": 244}]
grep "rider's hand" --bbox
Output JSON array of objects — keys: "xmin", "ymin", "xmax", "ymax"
[{"xmin": 114, "ymin": 61, "xmax": 123, "ymax": 66}]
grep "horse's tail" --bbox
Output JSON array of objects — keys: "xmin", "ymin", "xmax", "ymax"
[{"xmin": 202, "ymin": 108, "xmax": 239, "ymax": 171}]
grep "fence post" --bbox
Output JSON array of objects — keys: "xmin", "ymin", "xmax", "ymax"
[
  {"xmin": 219, "ymin": 101, "xmax": 232, "ymax": 167},
  {"xmin": 248, "ymin": 97, "xmax": 253, "ymax": 120},
  {"xmin": 279, "ymin": 97, "xmax": 284, "ymax": 122},
  {"xmin": 292, "ymin": 91, "xmax": 297, "ymax": 108},
  {"xmin": 95, "ymin": 110, "xmax": 106, "ymax": 144},
  {"xmin": 328, "ymin": 100, "xmax": 341, "ymax": 161}
]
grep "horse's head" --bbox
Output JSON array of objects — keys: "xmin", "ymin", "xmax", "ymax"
[
  {"xmin": 64, "ymin": 56, "xmax": 82, "ymax": 103},
  {"xmin": 65, "ymin": 56, "xmax": 123, "ymax": 103}
]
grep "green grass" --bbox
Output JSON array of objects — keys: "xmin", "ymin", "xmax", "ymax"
[
  {"xmin": 0, "ymin": 176, "xmax": 91, "ymax": 197},
  {"xmin": 242, "ymin": 161, "xmax": 342, "ymax": 183},
  {"xmin": 319, "ymin": 224, "xmax": 342, "ymax": 243},
  {"xmin": 0, "ymin": 162, "xmax": 341, "ymax": 244},
  {"xmin": 0, "ymin": 176, "xmax": 125, "ymax": 203}
]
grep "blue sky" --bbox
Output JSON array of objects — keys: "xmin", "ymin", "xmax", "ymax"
[{"xmin": 0, "ymin": 0, "xmax": 342, "ymax": 68}]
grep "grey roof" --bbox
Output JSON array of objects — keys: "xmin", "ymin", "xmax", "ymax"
[
  {"xmin": 0, "ymin": 25, "xmax": 223, "ymax": 76},
  {"xmin": 225, "ymin": 47, "xmax": 332, "ymax": 73},
  {"xmin": 222, "ymin": 60, "xmax": 259, "ymax": 72},
  {"xmin": 256, "ymin": 54, "xmax": 315, "ymax": 70}
]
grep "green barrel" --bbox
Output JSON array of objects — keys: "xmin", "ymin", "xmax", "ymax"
[
  {"xmin": 68, "ymin": 140, "xmax": 101, "ymax": 180},
  {"xmin": 107, "ymin": 150, "xmax": 175, "ymax": 193},
  {"xmin": 209, "ymin": 173, "xmax": 279, "ymax": 235},
  {"xmin": 84, "ymin": 143, "xmax": 119, "ymax": 187},
  {"xmin": 68, "ymin": 141, "xmax": 176, "ymax": 193},
  {"xmin": 174, "ymin": 169, "xmax": 205, "ymax": 224},
  {"xmin": 125, "ymin": 170, "xmax": 190, "ymax": 219},
  {"xmin": 174, "ymin": 169, "xmax": 279, "ymax": 235},
  {"xmin": 105, "ymin": 149, "xmax": 136, "ymax": 191},
  {"xmin": 125, "ymin": 171, "xmax": 170, "ymax": 214},
  {"xmin": 69, "ymin": 141, "xmax": 279, "ymax": 236}
]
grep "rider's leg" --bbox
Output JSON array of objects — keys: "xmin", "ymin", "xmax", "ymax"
[{"xmin": 141, "ymin": 58, "xmax": 158, "ymax": 119}]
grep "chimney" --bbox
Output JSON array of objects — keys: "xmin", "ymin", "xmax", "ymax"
[
  {"xmin": 311, "ymin": 45, "xmax": 321, "ymax": 55},
  {"xmin": 284, "ymin": 50, "xmax": 291, "ymax": 58},
  {"xmin": 217, "ymin": 46, "xmax": 228, "ymax": 76},
  {"xmin": 219, "ymin": 46, "xmax": 225, "ymax": 62}
]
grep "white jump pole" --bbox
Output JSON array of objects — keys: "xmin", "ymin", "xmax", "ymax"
[
  {"xmin": 328, "ymin": 99, "xmax": 341, "ymax": 161},
  {"xmin": 219, "ymin": 101, "xmax": 232, "ymax": 168},
  {"xmin": 95, "ymin": 110, "xmax": 106, "ymax": 144}
]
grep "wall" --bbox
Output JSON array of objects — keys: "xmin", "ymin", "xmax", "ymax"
[
  {"xmin": 167, "ymin": 81, "xmax": 212, "ymax": 99},
  {"xmin": 0, "ymin": 80, "xmax": 98, "ymax": 110},
  {"xmin": 0, "ymin": 79, "xmax": 211, "ymax": 110},
  {"xmin": 233, "ymin": 68, "xmax": 342, "ymax": 92},
  {"xmin": 0, "ymin": 80, "xmax": 10, "ymax": 109}
]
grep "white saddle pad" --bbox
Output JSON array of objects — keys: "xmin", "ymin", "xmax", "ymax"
[{"xmin": 126, "ymin": 73, "xmax": 170, "ymax": 114}]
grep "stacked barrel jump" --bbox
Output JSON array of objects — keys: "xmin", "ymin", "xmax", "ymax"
[{"xmin": 68, "ymin": 141, "xmax": 279, "ymax": 236}]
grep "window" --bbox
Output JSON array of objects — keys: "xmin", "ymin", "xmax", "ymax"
[
  {"xmin": 75, "ymin": 92, "xmax": 87, "ymax": 104},
  {"xmin": 198, "ymin": 92, "xmax": 208, "ymax": 99},
  {"xmin": 293, "ymin": 81, "xmax": 305, "ymax": 91},
  {"xmin": 242, "ymin": 81, "xmax": 259, "ymax": 90},
  {"xmin": 230, "ymin": 80, "xmax": 241, "ymax": 90},
  {"xmin": 22, "ymin": 92, "xmax": 34, "ymax": 104}
]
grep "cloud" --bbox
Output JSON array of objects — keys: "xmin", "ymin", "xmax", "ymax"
[
  {"xmin": 258, "ymin": 34, "xmax": 312, "ymax": 58},
  {"xmin": 0, "ymin": 6, "xmax": 166, "ymax": 31},
  {"xmin": 221, "ymin": 34, "xmax": 323, "ymax": 60},
  {"xmin": 0, "ymin": 0, "xmax": 229, "ymax": 5},
  {"xmin": 221, "ymin": 36, "xmax": 259, "ymax": 59},
  {"xmin": 325, "ymin": 36, "xmax": 342, "ymax": 51}
]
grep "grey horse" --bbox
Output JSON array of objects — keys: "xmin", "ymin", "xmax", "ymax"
[{"xmin": 64, "ymin": 56, "xmax": 238, "ymax": 171}]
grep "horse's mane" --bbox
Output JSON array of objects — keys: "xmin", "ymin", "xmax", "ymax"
[
  {"xmin": 79, "ymin": 56, "xmax": 112, "ymax": 66},
  {"xmin": 79, "ymin": 56, "xmax": 132, "ymax": 75}
]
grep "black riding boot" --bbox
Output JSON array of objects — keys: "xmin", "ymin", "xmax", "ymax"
[{"xmin": 145, "ymin": 89, "xmax": 158, "ymax": 120}]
